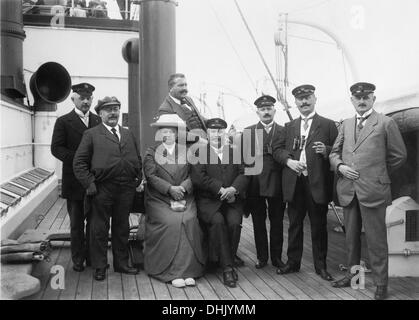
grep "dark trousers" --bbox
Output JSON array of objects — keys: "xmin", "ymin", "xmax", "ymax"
[
  {"xmin": 250, "ymin": 197, "xmax": 285, "ymax": 263},
  {"xmin": 344, "ymin": 195, "xmax": 388, "ymax": 286},
  {"xmin": 287, "ymin": 176, "xmax": 328, "ymax": 271},
  {"xmin": 67, "ymin": 199, "xmax": 90, "ymax": 265},
  {"xmin": 89, "ymin": 181, "xmax": 135, "ymax": 269},
  {"xmin": 206, "ymin": 203, "xmax": 242, "ymax": 269}
]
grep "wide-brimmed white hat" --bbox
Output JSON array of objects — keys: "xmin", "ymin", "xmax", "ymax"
[{"xmin": 150, "ymin": 113, "xmax": 186, "ymax": 128}]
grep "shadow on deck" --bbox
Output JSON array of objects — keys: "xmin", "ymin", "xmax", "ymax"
[{"xmin": 25, "ymin": 197, "xmax": 419, "ymax": 300}]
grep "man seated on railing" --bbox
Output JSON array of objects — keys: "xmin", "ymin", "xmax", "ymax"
[
  {"xmin": 88, "ymin": 0, "xmax": 109, "ymax": 18},
  {"xmin": 67, "ymin": 0, "xmax": 87, "ymax": 17}
]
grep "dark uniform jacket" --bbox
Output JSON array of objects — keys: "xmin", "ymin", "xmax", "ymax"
[
  {"xmin": 274, "ymin": 113, "xmax": 338, "ymax": 205},
  {"xmin": 73, "ymin": 123, "xmax": 142, "ymax": 189},
  {"xmin": 191, "ymin": 145, "xmax": 249, "ymax": 223},
  {"xmin": 51, "ymin": 109, "xmax": 101, "ymax": 200},
  {"xmin": 244, "ymin": 121, "xmax": 285, "ymax": 199},
  {"xmin": 157, "ymin": 95, "xmax": 207, "ymax": 131}
]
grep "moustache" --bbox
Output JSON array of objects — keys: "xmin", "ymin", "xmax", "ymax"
[
  {"xmin": 302, "ymin": 104, "xmax": 310, "ymax": 107},
  {"xmin": 359, "ymin": 104, "xmax": 366, "ymax": 107},
  {"xmin": 181, "ymin": 89, "xmax": 188, "ymax": 94}
]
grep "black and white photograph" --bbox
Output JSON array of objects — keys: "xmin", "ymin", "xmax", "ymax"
[{"xmin": 0, "ymin": 0, "xmax": 418, "ymax": 308}]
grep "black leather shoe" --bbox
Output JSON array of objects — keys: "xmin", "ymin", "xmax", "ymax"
[
  {"xmin": 374, "ymin": 285, "xmax": 388, "ymax": 300},
  {"xmin": 276, "ymin": 263, "xmax": 299, "ymax": 275},
  {"xmin": 223, "ymin": 270, "xmax": 237, "ymax": 288},
  {"xmin": 331, "ymin": 276, "xmax": 352, "ymax": 288},
  {"xmin": 94, "ymin": 268, "xmax": 106, "ymax": 281},
  {"xmin": 232, "ymin": 268, "xmax": 238, "ymax": 281},
  {"xmin": 233, "ymin": 255, "xmax": 244, "ymax": 267},
  {"xmin": 255, "ymin": 261, "xmax": 267, "ymax": 269},
  {"xmin": 114, "ymin": 266, "xmax": 139, "ymax": 275},
  {"xmin": 317, "ymin": 269, "xmax": 334, "ymax": 281},
  {"xmin": 73, "ymin": 263, "xmax": 84, "ymax": 272},
  {"xmin": 272, "ymin": 259, "xmax": 285, "ymax": 269}
]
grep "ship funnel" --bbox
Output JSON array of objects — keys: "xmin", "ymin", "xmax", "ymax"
[{"xmin": 30, "ymin": 62, "xmax": 72, "ymax": 111}]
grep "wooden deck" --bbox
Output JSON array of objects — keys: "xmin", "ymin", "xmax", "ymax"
[{"xmin": 26, "ymin": 197, "xmax": 419, "ymax": 300}]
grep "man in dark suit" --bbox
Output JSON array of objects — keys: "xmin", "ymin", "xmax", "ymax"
[
  {"xmin": 156, "ymin": 73, "xmax": 207, "ymax": 142},
  {"xmin": 330, "ymin": 83, "xmax": 406, "ymax": 300},
  {"xmin": 274, "ymin": 85, "xmax": 338, "ymax": 281},
  {"xmin": 191, "ymin": 118, "xmax": 248, "ymax": 288},
  {"xmin": 73, "ymin": 96, "xmax": 142, "ymax": 281},
  {"xmin": 244, "ymin": 95, "xmax": 286, "ymax": 269},
  {"xmin": 51, "ymin": 83, "xmax": 101, "ymax": 272}
]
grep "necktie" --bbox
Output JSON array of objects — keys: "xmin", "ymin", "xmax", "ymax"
[
  {"xmin": 357, "ymin": 116, "xmax": 366, "ymax": 130},
  {"xmin": 263, "ymin": 123, "xmax": 273, "ymax": 134},
  {"xmin": 111, "ymin": 128, "xmax": 119, "ymax": 142},
  {"xmin": 180, "ymin": 98, "xmax": 192, "ymax": 111},
  {"xmin": 355, "ymin": 115, "xmax": 369, "ymax": 141},
  {"xmin": 303, "ymin": 117, "xmax": 310, "ymax": 131}
]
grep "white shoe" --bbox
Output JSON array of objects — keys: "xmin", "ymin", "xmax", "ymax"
[
  {"xmin": 171, "ymin": 278, "xmax": 186, "ymax": 288},
  {"xmin": 185, "ymin": 278, "xmax": 196, "ymax": 286}
]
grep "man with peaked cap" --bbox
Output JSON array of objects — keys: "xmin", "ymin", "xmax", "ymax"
[
  {"xmin": 329, "ymin": 82, "xmax": 406, "ymax": 299},
  {"xmin": 73, "ymin": 96, "xmax": 142, "ymax": 281},
  {"xmin": 243, "ymin": 95, "xmax": 286, "ymax": 269},
  {"xmin": 51, "ymin": 82, "xmax": 101, "ymax": 272},
  {"xmin": 191, "ymin": 118, "xmax": 248, "ymax": 288},
  {"xmin": 274, "ymin": 85, "xmax": 338, "ymax": 281}
]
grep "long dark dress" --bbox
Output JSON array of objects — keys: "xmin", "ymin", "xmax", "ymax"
[{"xmin": 143, "ymin": 143, "xmax": 206, "ymax": 282}]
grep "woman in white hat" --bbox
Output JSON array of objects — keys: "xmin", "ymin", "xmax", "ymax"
[{"xmin": 143, "ymin": 114, "xmax": 206, "ymax": 288}]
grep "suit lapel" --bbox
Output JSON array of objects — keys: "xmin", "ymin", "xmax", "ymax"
[
  {"xmin": 99, "ymin": 123, "xmax": 119, "ymax": 144},
  {"xmin": 69, "ymin": 110, "xmax": 88, "ymax": 134},
  {"xmin": 185, "ymin": 96, "xmax": 207, "ymax": 130},
  {"xmin": 306, "ymin": 114, "xmax": 320, "ymax": 146},
  {"xmin": 119, "ymin": 126, "xmax": 128, "ymax": 148},
  {"xmin": 88, "ymin": 113, "xmax": 100, "ymax": 128},
  {"xmin": 353, "ymin": 110, "xmax": 378, "ymax": 151}
]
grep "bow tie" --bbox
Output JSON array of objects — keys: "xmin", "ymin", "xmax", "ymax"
[{"xmin": 180, "ymin": 98, "xmax": 188, "ymax": 105}]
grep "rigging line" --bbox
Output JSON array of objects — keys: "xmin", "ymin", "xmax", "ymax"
[
  {"xmin": 288, "ymin": 34, "xmax": 336, "ymax": 46},
  {"xmin": 233, "ymin": 0, "xmax": 293, "ymax": 121},
  {"xmin": 288, "ymin": 0, "xmax": 333, "ymax": 15},
  {"xmin": 207, "ymin": 0, "xmax": 258, "ymax": 94}
]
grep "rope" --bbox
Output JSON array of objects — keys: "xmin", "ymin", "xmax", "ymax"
[
  {"xmin": 233, "ymin": 0, "xmax": 293, "ymax": 121},
  {"xmin": 207, "ymin": 0, "xmax": 258, "ymax": 94}
]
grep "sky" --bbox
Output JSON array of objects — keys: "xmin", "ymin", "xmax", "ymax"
[{"xmin": 174, "ymin": 0, "xmax": 419, "ymax": 129}]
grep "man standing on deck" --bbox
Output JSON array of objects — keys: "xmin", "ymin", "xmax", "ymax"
[
  {"xmin": 329, "ymin": 82, "xmax": 406, "ymax": 300},
  {"xmin": 274, "ymin": 85, "xmax": 338, "ymax": 281},
  {"xmin": 244, "ymin": 95, "xmax": 286, "ymax": 269},
  {"xmin": 51, "ymin": 83, "xmax": 101, "ymax": 272},
  {"xmin": 73, "ymin": 96, "xmax": 142, "ymax": 281}
]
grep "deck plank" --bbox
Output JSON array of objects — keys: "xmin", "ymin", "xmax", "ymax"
[
  {"xmin": 184, "ymin": 283, "xmax": 205, "ymax": 300},
  {"xmin": 122, "ymin": 273, "xmax": 140, "ymax": 300},
  {"xmin": 26, "ymin": 197, "xmax": 419, "ymax": 300},
  {"xmin": 167, "ymin": 284, "xmax": 188, "ymax": 300},
  {"xmin": 135, "ymin": 272, "xmax": 156, "ymax": 300},
  {"xmin": 150, "ymin": 276, "xmax": 172, "ymax": 300},
  {"xmin": 195, "ymin": 277, "xmax": 219, "ymax": 300}
]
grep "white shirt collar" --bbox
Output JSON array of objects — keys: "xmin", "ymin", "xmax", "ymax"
[
  {"xmin": 300, "ymin": 111, "xmax": 316, "ymax": 120},
  {"xmin": 102, "ymin": 122, "xmax": 119, "ymax": 134},
  {"xmin": 163, "ymin": 142, "xmax": 176, "ymax": 154},
  {"xmin": 260, "ymin": 120, "xmax": 274, "ymax": 128},
  {"xmin": 169, "ymin": 94, "xmax": 182, "ymax": 105},
  {"xmin": 356, "ymin": 108, "xmax": 374, "ymax": 119},
  {"xmin": 75, "ymin": 108, "xmax": 89, "ymax": 118}
]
